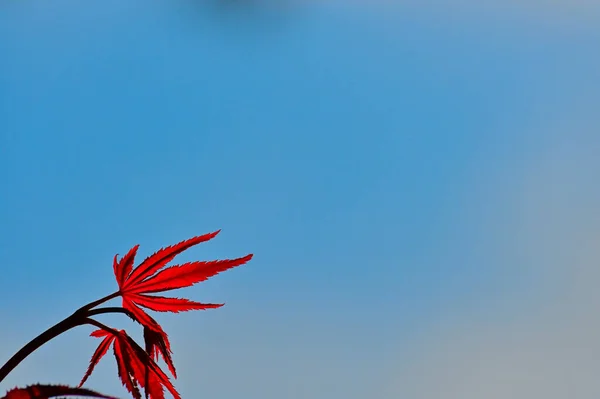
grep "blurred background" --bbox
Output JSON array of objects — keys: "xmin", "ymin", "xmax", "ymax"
[{"xmin": 1, "ymin": 1, "xmax": 600, "ymax": 398}]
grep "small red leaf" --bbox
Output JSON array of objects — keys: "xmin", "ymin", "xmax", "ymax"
[{"xmin": 84, "ymin": 328, "xmax": 179, "ymax": 399}]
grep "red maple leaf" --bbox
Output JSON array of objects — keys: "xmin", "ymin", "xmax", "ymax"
[
  {"xmin": 77, "ymin": 232, "xmax": 253, "ymax": 399},
  {"xmin": 1, "ymin": 384, "xmax": 118, "ymax": 399},
  {"xmin": 114, "ymin": 231, "xmax": 252, "ymax": 319},
  {"xmin": 80, "ymin": 328, "xmax": 180, "ymax": 399},
  {"xmin": 111, "ymin": 231, "xmax": 252, "ymax": 375}
]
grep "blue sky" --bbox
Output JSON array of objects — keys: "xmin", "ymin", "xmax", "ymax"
[{"xmin": 1, "ymin": 1, "xmax": 600, "ymax": 398}]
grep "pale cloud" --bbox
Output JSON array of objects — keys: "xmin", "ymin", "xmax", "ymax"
[{"xmin": 385, "ymin": 118, "xmax": 600, "ymax": 398}]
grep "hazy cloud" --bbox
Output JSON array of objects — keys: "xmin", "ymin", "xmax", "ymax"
[{"xmin": 385, "ymin": 118, "xmax": 600, "ymax": 398}]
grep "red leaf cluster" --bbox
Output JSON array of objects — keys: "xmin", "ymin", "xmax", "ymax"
[
  {"xmin": 79, "ymin": 231, "xmax": 253, "ymax": 399},
  {"xmin": 80, "ymin": 329, "xmax": 179, "ymax": 399}
]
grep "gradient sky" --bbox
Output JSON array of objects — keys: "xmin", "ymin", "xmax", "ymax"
[{"xmin": 1, "ymin": 1, "xmax": 600, "ymax": 398}]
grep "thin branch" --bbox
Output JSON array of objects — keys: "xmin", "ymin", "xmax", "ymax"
[
  {"xmin": 0, "ymin": 313, "xmax": 85, "ymax": 383},
  {"xmin": 0, "ymin": 292, "xmax": 122, "ymax": 384}
]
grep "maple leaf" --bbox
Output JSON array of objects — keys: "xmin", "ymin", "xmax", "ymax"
[
  {"xmin": 1, "ymin": 384, "xmax": 118, "ymax": 399},
  {"xmin": 110, "ymin": 231, "xmax": 253, "ymax": 376},
  {"xmin": 79, "ymin": 328, "xmax": 180, "ymax": 399}
]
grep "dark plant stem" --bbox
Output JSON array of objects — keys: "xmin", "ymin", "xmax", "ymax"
[
  {"xmin": 76, "ymin": 292, "xmax": 121, "ymax": 314},
  {"xmin": 0, "ymin": 291, "xmax": 121, "ymax": 385},
  {"xmin": 88, "ymin": 307, "xmax": 136, "ymax": 322},
  {"xmin": 0, "ymin": 313, "xmax": 84, "ymax": 384},
  {"xmin": 85, "ymin": 318, "xmax": 119, "ymax": 335}
]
